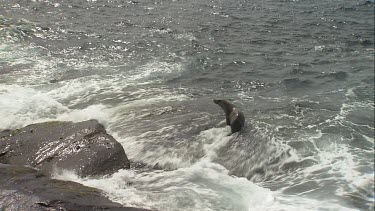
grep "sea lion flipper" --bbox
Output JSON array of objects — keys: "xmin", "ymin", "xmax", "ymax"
[{"xmin": 226, "ymin": 117, "xmax": 230, "ymax": 125}]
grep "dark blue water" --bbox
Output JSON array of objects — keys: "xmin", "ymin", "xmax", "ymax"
[{"xmin": 0, "ymin": 0, "xmax": 374, "ymax": 210}]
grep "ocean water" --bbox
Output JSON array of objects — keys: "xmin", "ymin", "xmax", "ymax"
[{"xmin": 0, "ymin": 0, "xmax": 374, "ymax": 210}]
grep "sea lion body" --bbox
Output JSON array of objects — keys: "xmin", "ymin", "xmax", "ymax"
[{"xmin": 213, "ymin": 99, "xmax": 245, "ymax": 133}]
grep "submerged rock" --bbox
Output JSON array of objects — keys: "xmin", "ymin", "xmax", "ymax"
[
  {"xmin": 0, "ymin": 164, "xmax": 147, "ymax": 211},
  {"xmin": 0, "ymin": 120, "xmax": 130, "ymax": 177}
]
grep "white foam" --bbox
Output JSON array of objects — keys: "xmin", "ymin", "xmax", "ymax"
[
  {"xmin": 270, "ymin": 193, "xmax": 359, "ymax": 211},
  {"xmin": 362, "ymin": 134, "xmax": 374, "ymax": 144},
  {"xmin": 0, "ymin": 85, "xmax": 68, "ymax": 129},
  {"xmin": 0, "ymin": 45, "xmax": 190, "ymax": 128},
  {"xmin": 46, "ymin": 76, "xmax": 120, "ymax": 107},
  {"xmin": 0, "ymin": 82, "xmax": 118, "ymax": 129},
  {"xmin": 287, "ymin": 131, "xmax": 374, "ymax": 205},
  {"xmin": 0, "ymin": 74, "xmax": 188, "ymax": 130},
  {"xmin": 314, "ymin": 45, "xmax": 325, "ymax": 51},
  {"xmin": 345, "ymin": 87, "xmax": 356, "ymax": 98},
  {"xmin": 53, "ymin": 156, "xmax": 362, "ymax": 211},
  {"xmin": 56, "ymin": 104, "xmax": 111, "ymax": 126},
  {"xmin": 113, "ymin": 94, "xmax": 188, "ymax": 110},
  {"xmin": 198, "ymin": 127, "xmax": 232, "ymax": 161},
  {"xmin": 127, "ymin": 60, "xmax": 183, "ymax": 82},
  {"xmin": 54, "ymin": 159, "xmax": 276, "ymax": 211},
  {"xmin": 115, "ymin": 130, "xmax": 194, "ymax": 169},
  {"xmin": 111, "ymin": 126, "xmax": 231, "ymax": 171},
  {"xmin": 173, "ymin": 33, "xmax": 196, "ymax": 41}
]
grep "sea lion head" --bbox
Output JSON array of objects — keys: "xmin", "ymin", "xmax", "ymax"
[
  {"xmin": 213, "ymin": 99, "xmax": 222, "ymax": 104},
  {"xmin": 213, "ymin": 99, "xmax": 234, "ymax": 115},
  {"xmin": 213, "ymin": 99, "xmax": 226, "ymax": 106}
]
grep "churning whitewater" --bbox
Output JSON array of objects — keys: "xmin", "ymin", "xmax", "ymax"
[{"xmin": 0, "ymin": 0, "xmax": 374, "ymax": 210}]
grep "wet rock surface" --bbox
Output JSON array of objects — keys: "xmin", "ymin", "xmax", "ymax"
[
  {"xmin": 0, "ymin": 164, "xmax": 148, "ymax": 211},
  {"xmin": 0, "ymin": 120, "xmax": 130, "ymax": 177}
]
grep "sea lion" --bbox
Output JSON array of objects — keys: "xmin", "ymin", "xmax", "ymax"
[{"xmin": 213, "ymin": 99, "xmax": 245, "ymax": 133}]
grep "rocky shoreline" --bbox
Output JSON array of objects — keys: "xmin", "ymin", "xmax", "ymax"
[{"xmin": 0, "ymin": 120, "xmax": 149, "ymax": 211}]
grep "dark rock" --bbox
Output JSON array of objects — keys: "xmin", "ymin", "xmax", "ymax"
[
  {"xmin": 49, "ymin": 79, "xmax": 59, "ymax": 83},
  {"xmin": 0, "ymin": 129, "xmax": 11, "ymax": 134},
  {"xmin": 0, "ymin": 164, "xmax": 148, "ymax": 211},
  {"xmin": 40, "ymin": 26, "xmax": 50, "ymax": 31},
  {"xmin": 0, "ymin": 120, "xmax": 130, "ymax": 177}
]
